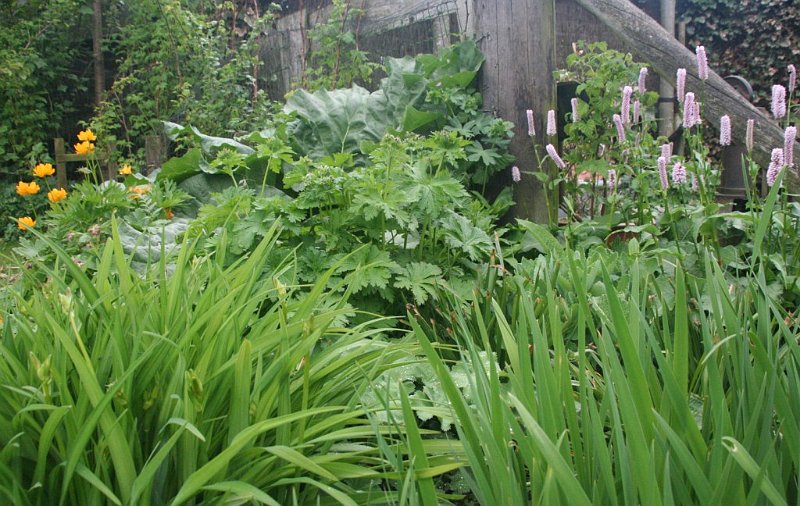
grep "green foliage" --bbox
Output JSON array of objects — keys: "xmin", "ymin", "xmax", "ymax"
[
  {"xmin": 550, "ymin": 41, "xmax": 661, "ymax": 223},
  {"xmin": 301, "ymin": 0, "xmax": 379, "ymax": 91},
  {"xmin": 0, "ymin": 226, "xmax": 462, "ymax": 503},
  {"xmin": 92, "ymin": 0, "xmax": 279, "ymax": 163},
  {"xmin": 0, "ymin": 0, "xmax": 88, "ymax": 178},
  {"xmin": 412, "ymin": 226, "xmax": 800, "ymax": 504}
]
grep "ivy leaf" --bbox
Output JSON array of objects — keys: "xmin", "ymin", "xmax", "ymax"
[
  {"xmin": 337, "ymin": 244, "xmax": 400, "ymax": 293},
  {"xmin": 439, "ymin": 212, "xmax": 492, "ymax": 261},
  {"xmin": 394, "ymin": 262, "xmax": 443, "ymax": 304}
]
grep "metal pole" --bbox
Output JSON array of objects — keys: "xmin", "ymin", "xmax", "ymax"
[{"xmin": 658, "ymin": 0, "xmax": 676, "ymax": 136}]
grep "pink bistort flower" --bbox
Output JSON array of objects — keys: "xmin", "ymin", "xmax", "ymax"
[
  {"xmin": 657, "ymin": 156, "xmax": 669, "ymax": 189},
  {"xmin": 719, "ymin": 115, "xmax": 731, "ymax": 146},
  {"xmin": 526, "ymin": 109, "xmax": 535, "ymax": 137},
  {"xmin": 767, "ymin": 148, "xmax": 784, "ymax": 187},
  {"xmin": 696, "ymin": 46, "xmax": 709, "ymax": 80},
  {"xmin": 785, "ymin": 126, "xmax": 797, "ymax": 168},
  {"xmin": 676, "ymin": 68, "xmax": 687, "ymax": 102},
  {"xmin": 672, "ymin": 161, "xmax": 687, "ymax": 184},
  {"xmin": 638, "ymin": 67, "xmax": 648, "ymax": 95},
  {"xmin": 613, "ymin": 114, "xmax": 626, "ymax": 143},
  {"xmin": 621, "ymin": 86, "xmax": 633, "ymax": 124},
  {"xmin": 546, "ymin": 144, "xmax": 566, "ymax": 169},
  {"xmin": 546, "ymin": 110, "xmax": 557, "ymax": 137},
  {"xmin": 772, "ymin": 85, "xmax": 786, "ymax": 119}
]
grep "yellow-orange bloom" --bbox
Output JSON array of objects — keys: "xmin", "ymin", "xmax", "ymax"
[
  {"xmin": 74, "ymin": 141, "xmax": 95, "ymax": 155},
  {"xmin": 164, "ymin": 208, "xmax": 174, "ymax": 219},
  {"xmin": 16, "ymin": 180, "xmax": 41, "ymax": 196},
  {"xmin": 17, "ymin": 217, "xmax": 36, "ymax": 230},
  {"xmin": 33, "ymin": 163, "xmax": 55, "ymax": 178},
  {"xmin": 77, "ymin": 129, "xmax": 97, "ymax": 142},
  {"xmin": 118, "ymin": 164, "xmax": 133, "ymax": 176},
  {"xmin": 129, "ymin": 185, "xmax": 151, "ymax": 195},
  {"xmin": 48, "ymin": 188, "xmax": 68, "ymax": 203}
]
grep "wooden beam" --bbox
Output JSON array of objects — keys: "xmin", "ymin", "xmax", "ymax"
[
  {"xmin": 571, "ymin": 0, "xmax": 799, "ymax": 189},
  {"xmin": 475, "ymin": 0, "xmax": 556, "ymax": 222}
]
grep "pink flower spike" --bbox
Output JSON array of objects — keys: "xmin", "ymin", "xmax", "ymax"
[
  {"xmin": 785, "ymin": 126, "xmax": 797, "ymax": 168},
  {"xmin": 767, "ymin": 148, "xmax": 784, "ymax": 187},
  {"xmin": 772, "ymin": 85, "xmax": 786, "ymax": 119},
  {"xmin": 638, "ymin": 67, "xmax": 648, "ymax": 95},
  {"xmin": 719, "ymin": 115, "xmax": 731, "ymax": 146},
  {"xmin": 746, "ymin": 119, "xmax": 755, "ymax": 152},
  {"xmin": 691, "ymin": 174, "xmax": 699, "ymax": 192},
  {"xmin": 657, "ymin": 156, "xmax": 669, "ymax": 189},
  {"xmin": 526, "ymin": 109, "xmax": 535, "ymax": 137},
  {"xmin": 693, "ymin": 101, "xmax": 702, "ymax": 125},
  {"xmin": 511, "ymin": 165, "xmax": 521, "ymax": 183},
  {"xmin": 683, "ymin": 92, "xmax": 696, "ymax": 128},
  {"xmin": 789, "ymin": 64, "xmax": 797, "ymax": 93},
  {"xmin": 613, "ymin": 114, "xmax": 626, "ymax": 143},
  {"xmin": 546, "ymin": 144, "xmax": 566, "ymax": 169},
  {"xmin": 571, "ymin": 98, "xmax": 579, "ymax": 123},
  {"xmin": 696, "ymin": 46, "xmax": 709, "ymax": 80},
  {"xmin": 607, "ymin": 169, "xmax": 617, "ymax": 189},
  {"xmin": 621, "ymin": 86, "xmax": 633, "ymax": 124},
  {"xmin": 661, "ymin": 142, "xmax": 673, "ymax": 160},
  {"xmin": 633, "ymin": 100, "xmax": 641, "ymax": 124},
  {"xmin": 547, "ymin": 110, "xmax": 557, "ymax": 137},
  {"xmin": 672, "ymin": 161, "xmax": 687, "ymax": 184},
  {"xmin": 676, "ymin": 68, "xmax": 687, "ymax": 102}
]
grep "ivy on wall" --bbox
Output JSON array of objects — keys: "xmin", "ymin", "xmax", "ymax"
[{"xmin": 679, "ymin": 0, "xmax": 799, "ymax": 107}]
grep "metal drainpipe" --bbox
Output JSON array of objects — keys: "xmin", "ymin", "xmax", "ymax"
[{"xmin": 658, "ymin": 0, "xmax": 676, "ymax": 136}]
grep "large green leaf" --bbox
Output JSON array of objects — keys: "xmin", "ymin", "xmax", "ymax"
[{"xmin": 285, "ymin": 41, "xmax": 484, "ymax": 160}]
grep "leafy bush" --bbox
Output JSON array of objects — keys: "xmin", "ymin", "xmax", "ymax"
[{"xmin": 0, "ymin": 0, "xmax": 89, "ymax": 179}]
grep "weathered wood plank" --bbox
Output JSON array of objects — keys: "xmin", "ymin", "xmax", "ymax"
[{"xmin": 475, "ymin": 0, "xmax": 556, "ymax": 221}]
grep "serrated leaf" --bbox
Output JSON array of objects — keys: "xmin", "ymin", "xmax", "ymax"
[
  {"xmin": 394, "ymin": 262, "xmax": 442, "ymax": 304},
  {"xmin": 439, "ymin": 213, "xmax": 492, "ymax": 261},
  {"xmin": 337, "ymin": 245, "xmax": 400, "ymax": 293}
]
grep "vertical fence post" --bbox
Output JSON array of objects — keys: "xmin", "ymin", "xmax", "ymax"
[
  {"xmin": 145, "ymin": 135, "xmax": 164, "ymax": 175},
  {"xmin": 475, "ymin": 0, "xmax": 557, "ymax": 222},
  {"xmin": 54, "ymin": 138, "xmax": 67, "ymax": 189}
]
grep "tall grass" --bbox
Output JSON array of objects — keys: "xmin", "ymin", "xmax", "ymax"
[
  {"xmin": 0, "ymin": 222, "xmax": 460, "ymax": 505},
  {"xmin": 414, "ymin": 240, "xmax": 800, "ymax": 505}
]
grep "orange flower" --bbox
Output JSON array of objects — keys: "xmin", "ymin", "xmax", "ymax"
[
  {"xmin": 77, "ymin": 129, "xmax": 97, "ymax": 142},
  {"xmin": 129, "ymin": 185, "xmax": 151, "ymax": 195},
  {"xmin": 16, "ymin": 180, "xmax": 40, "ymax": 196},
  {"xmin": 164, "ymin": 208, "xmax": 174, "ymax": 219},
  {"xmin": 33, "ymin": 163, "xmax": 55, "ymax": 178},
  {"xmin": 118, "ymin": 164, "xmax": 133, "ymax": 176},
  {"xmin": 17, "ymin": 217, "xmax": 36, "ymax": 230},
  {"xmin": 47, "ymin": 188, "xmax": 68, "ymax": 203},
  {"xmin": 74, "ymin": 141, "xmax": 95, "ymax": 155}
]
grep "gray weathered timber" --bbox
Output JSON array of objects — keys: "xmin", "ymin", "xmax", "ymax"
[
  {"xmin": 571, "ymin": 0, "xmax": 799, "ymax": 189},
  {"xmin": 475, "ymin": 0, "xmax": 556, "ymax": 221}
]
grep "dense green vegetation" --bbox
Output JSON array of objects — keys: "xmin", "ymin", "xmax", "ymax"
[{"xmin": 1, "ymin": 1, "xmax": 799, "ymax": 504}]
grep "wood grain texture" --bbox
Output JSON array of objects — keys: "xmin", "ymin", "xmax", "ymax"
[{"xmin": 475, "ymin": 0, "xmax": 556, "ymax": 221}]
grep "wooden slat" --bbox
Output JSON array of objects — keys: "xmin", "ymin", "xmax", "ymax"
[{"xmin": 476, "ymin": 0, "xmax": 557, "ymax": 222}]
